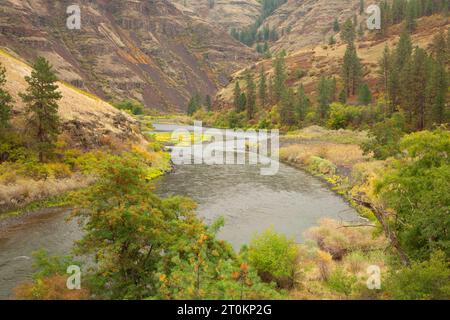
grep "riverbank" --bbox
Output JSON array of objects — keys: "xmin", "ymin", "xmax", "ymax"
[
  {"xmin": 279, "ymin": 126, "xmax": 381, "ymax": 221},
  {"xmin": 0, "ymin": 139, "xmax": 172, "ymax": 221}
]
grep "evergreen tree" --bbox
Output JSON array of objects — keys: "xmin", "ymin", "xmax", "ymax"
[
  {"xmin": 317, "ymin": 76, "xmax": 333, "ymax": 119},
  {"xmin": 428, "ymin": 34, "xmax": 449, "ymax": 125},
  {"xmin": 233, "ymin": 81, "xmax": 243, "ymax": 112},
  {"xmin": 245, "ymin": 71, "xmax": 256, "ymax": 120},
  {"xmin": 405, "ymin": 1, "xmax": 417, "ymax": 32},
  {"xmin": 20, "ymin": 57, "xmax": 62, "ymax": 162},
  {"xmin": 380, "ymin": 0, "xmax": 393, "ymax": 38},
  {"xmin": 396, "ymin": 31, "xmax": 413, "ymax": 70},
  {"xmin": 273, "ymin": 53, "xmax": 287, "ymax": 102},
  {"xmin": 279, "ymin": 88, "xmax": 295, "ymax": 126},
  {"xmin": 392, "ymin": 0, "xmax": 406, "ymax": 24},
  {"xmin": 0, "ymin": 63, "xmax": 13, "ymax": 132},
  {"xmin": 339, "ymin": 89, "xmax": 347, "ymax": 104},
  {"xmin": 258, "ymin": 66, "xmax": 267, "ymax": 107},
  {"xmin": 377, "ymin": 45, "xmax": 393, "ymax": 112},
  {"xmin": 357, "ymin": 83, "xmax": 372, "ymax": 105},
  {"xmin": 295, "ymin": 84, "xmax": 310, "ymax": 122},
  {"xmin": 360, "ymin": 0, "xmax": 365, "ymax": 15},
  {"xmin": 405, "ymin": 47, "xmax": 429, "ymax": 130},
  {"xmin": 341, "ymin": 18, "xmax": 355, "ymax": 45},
  {"xmin": 333, "ymin": 18, "xmax": 340, "ymax": 32},
  {"xmin": 342, "ymin": 44, "xmax": 363, "ymax": 97},
  {"xmin": 328, "ymin": 35, "xmax": 336, "ymax": 46},
  {"xmin": 205, "ymin": 95, "xmax": 212, "ymax": 112},
  {"xmin": 187, "ymin": 95, "xmax": 200, "ymax": 116}
]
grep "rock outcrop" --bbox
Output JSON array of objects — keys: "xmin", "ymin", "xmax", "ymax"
[{"xmin": 0, "ymin": 0, "xmax": 257, "ymax": 112}]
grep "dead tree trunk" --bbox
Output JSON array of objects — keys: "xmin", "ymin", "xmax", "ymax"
[{"xmin": 353, "ymin": 197, "xmax": 410, "ymax": 266}]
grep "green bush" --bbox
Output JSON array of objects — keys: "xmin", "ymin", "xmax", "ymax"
[
  {"xmin": 248, "ymin": 229, "xmax": 298, "ymax": 288},
  {"xmin": 386, "ymin": 251, "xmax": 450, "ymax": 300},
  {"xmin": 361, "ymin": 113, "xmax": 406, "ymax": 160},
  {"xmin": 308, "ymin": 156, "xmax": 336, "ymax": 175},
  {"xmin": 327, "ymin": 268, "xmax": 358, "ymax": 298},
  {"xmin": 327, "ymin": 103, "xmax": 380, "ymax": 130},
  {"xmin": 113, "ymin": 100, "xmax": 144, "ymax": 115},
  {"xmin": 375, "ymin": 128, "xmax": 450, "ymax": 260}
]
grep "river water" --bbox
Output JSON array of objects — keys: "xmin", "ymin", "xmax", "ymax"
[{"xmin": 0, "ymin": 124, "xmax": 359, "ymax": 299}]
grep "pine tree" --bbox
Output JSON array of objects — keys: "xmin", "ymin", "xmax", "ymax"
[
  {"xmin": 339, "ymin": 89, "xmax": 347, "ymax": 104},
  {"xmin": 233, "ymin": 81, "xmax": 243, "ymax": 112},
  {"xmin": 342, "ymin": 44, "xmax": 363, "ymax": 97},
  {"xmin": 392, "ymin": 0, "xmax": 406, "ymax": 24},
  {"xmin": 295, "ymin": 84, "xmax": 310, "ymax": 122},
  {"xmin": 380, "ymin": 0, "xmax": 392, "ymax": 38},
  {"xmin": 0, "ymin": 63, "xmax": 13, "ymax": 132},
  {"xmin": 357, "ymin": 83, "xmax": 372, "ymax": 105},
  {"xmin": 333, "ymin": 18, "xmax": 340, "ymax": 32},
  {"xmin": 405, "ymin": 1, "xmax": 417, "ymax": 32},
  {"xmin": 279, "ymin": 88, "xmax": 296, "ymax": 126},
  {"xmin": 20, "ymin": 57, "xmax": 62, "ymax": 162},
  {"xmin": 317, "ymin": 76, "xmax": 332, "ymax": 120},
  {"xmin": 396, "ymin": 31, "xmax": 413, "ymax": 69},
  {"xmin": 258, "ymin": 66, "xmax": 267, "ymax": 107},
  {"xmin": 205, "ymin": 95, "xmax": 212, "ymax": 112},
  {"xmin": 409, "ymin": 48, "xmax": 429, "ymax": 130},
  {"xmin": 428, "ymin": 33, "xmax": 449, "ymax": 125},
  {"xmin": 377, "ymin": 45, "xmax": 392, "ymax": 112},
  {"xmin": 427, "ymin": 59, "xmax": 448, "ymax": 125},
  {"xmin": 187, "ymin": 95, "xmax": 199, "ymax": 116},
  {"xmin": 273, "ymin": 53, "xmax": 286, "ymax": 102},
  {"xmin": 245, "ymin": 71, "xmax": 256, "ymax": 120},
  {"xmin": 341, "ymin": 19, "xmax": 355, "ymax": 45}
]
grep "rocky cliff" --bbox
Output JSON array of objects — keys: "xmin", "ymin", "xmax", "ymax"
[
  {"xmin": 0, "ymin": 0, "xmax": 257, "ymax": 112},
  {"xmin": 173, "ymin": 0, "xmax": 262, "ymax": 31}
]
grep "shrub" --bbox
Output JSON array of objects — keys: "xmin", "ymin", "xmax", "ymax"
[
  {"xmin": 386, "ymin": 251, "xmax": 450, "ymax": 300},
  {"xmin": 327, "ymin": 103, "xmax": 380, "ymax": 130},
  {"xmin": 304, "ymin": 219, "xmax": 386, "ymax": 260},
  {"xmin": 113, "ymin": 100, "xmax": 144, "ymax": 115},
  {"xmin": 327, "ymin": 268, "xmax": 358, "ymax": 298},
  {"xmin": 361, "ymin": 113, "xmax": 406, "ymax": 160},
  {"xmin": 248, "ymin": 229, "xmax": 298, "ymax": 288},
  {"xmin": 308, "ymin": 156, "xmax": 336, "ymax": 175}
]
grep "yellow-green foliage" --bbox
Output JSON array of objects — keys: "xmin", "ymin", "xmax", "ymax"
[
  {"xmin": 308, "ymin": 156, "xmax": 337, "ymax": 175},
  {"xmin": 152, "ymin": 132, "xmax": 212, "ymax": 146},
  {"xmin": 248, "ymin": 228, "xmax": 298, "ymax": 287},
  {"xmin": 0, "ymin": 140, "xmax": 172, "ymax": 214}
]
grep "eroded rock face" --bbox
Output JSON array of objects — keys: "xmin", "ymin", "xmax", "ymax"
[
  {"xmin": 172, "ymin": 0, "xmax": 262, "ymax": 31},
  {"xmin": 262, "ymin": 0, "xmax": 372, "ymax": 53},
  {"xmin": 0, "ymin": 0, "xmax": 257, "ymax": 112}
]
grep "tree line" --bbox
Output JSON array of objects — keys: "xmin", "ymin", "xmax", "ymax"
[{"xmin": 230, "ymin": 0, "xmax": 286, "ymax": 48}]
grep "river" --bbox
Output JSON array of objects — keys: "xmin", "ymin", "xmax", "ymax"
[{"xmin": 0, "ymin": 124, "xmax": 360, "ymax": 299}]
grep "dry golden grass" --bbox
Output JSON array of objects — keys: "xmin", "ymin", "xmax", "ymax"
[
  {"xmin": 0, "ymin": 175, "xmax": 95, "ymax": 212},
  {"xmin": 288, "ymin": 218, "xmax": 388, "ymax": 300},
  {"xmin": 304, "ymin": 218, "xmax": 387, "ymax": 260},
  {"xmin": 280, "ymin": 143, "xmax": 366, "ymax": 169},
  {"xmin": 14, "ymin": 274, "xmax": 90, "ymax": 300}
]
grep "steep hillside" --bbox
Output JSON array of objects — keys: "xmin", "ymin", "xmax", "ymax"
[
  {"xmin": 0, "ymin": 0, "xmax": 256, "ymax": 112},
  {"xmin": 216, "ymin": 15, "xmax": 450, "ymax": 108},
  {"xmin": 262, "ymin": 0, "xmax": 372, "ymax": 53},
  {"xmin": 0, "ymin": 49, "xmax": 145, "ymax": 149},
  {"xmin": 173, "ymin": 0, "xmax": 261, "ymax": 31}
]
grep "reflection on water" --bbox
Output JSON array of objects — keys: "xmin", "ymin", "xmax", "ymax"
[
  {"xmin": 0, "ymin": 209, "xmax": 81, "ymax": 299},
  {"xmin": 155, "ymin": 161, "xmax": 359, "ymax": 250}
]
